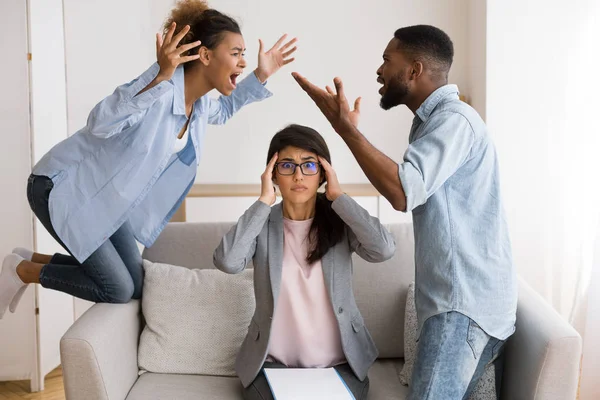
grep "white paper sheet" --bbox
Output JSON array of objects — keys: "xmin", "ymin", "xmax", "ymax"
[{"xmin": 263, "ymin": 367, "xmax": 355, "ymax": 400}]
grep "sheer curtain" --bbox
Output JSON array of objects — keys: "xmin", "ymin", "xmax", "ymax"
[{"xmin": 486, "ymin": 0, "xmax": 600, "ymax": 331}]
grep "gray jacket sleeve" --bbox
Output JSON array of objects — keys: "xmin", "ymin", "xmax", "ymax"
[
  {"xmin": 331, "ymin": 194, "xmax": 396, "ymax": 262},
  {"xmin": 213, "ymin": 200, "xmax": 271, "ymax": 274}
]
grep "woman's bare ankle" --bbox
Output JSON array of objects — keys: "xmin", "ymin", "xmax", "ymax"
[
  {"xmin": 16, "ymin": 260, "xmax": 42, "ymax": 284},
  {"xmin": 31, "ymin": 253, "xmax": 52, "ymax": 265}
]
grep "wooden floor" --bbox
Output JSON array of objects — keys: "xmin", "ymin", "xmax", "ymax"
[{"xmin": 0, "ymin": 368, "xmax": 65, "ymax": 400}]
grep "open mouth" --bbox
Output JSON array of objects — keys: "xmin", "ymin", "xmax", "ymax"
[
  {"xmin": 377, "ymin": 77, "xmax": 385, "ymax": 94},
  {"xmin": 230, "ymin": 72, "xmax": 241, "ymax": 88}
]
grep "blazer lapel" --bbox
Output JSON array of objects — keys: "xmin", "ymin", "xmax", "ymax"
[
  {"xmin": 268, "ymin": 203, "xmax": 284, "ymax": 307},
  {"xmin": 320, "ymin": 246, "xmax": 335, "ymax": 301}
]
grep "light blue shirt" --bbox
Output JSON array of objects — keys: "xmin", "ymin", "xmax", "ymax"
[
  {"xmin": 398, "ymin": 84, "xmax": 517, "ymax": 340},
  {"xmin": 33, "ymin": 63, "xmax": 272, "ymax": 262}
]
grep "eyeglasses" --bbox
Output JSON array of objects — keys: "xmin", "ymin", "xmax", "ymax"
[{"xmin": 275, "ymin": 161, "xmax": 321, "ymax": 176}]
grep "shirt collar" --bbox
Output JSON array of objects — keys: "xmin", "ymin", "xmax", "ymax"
[
  {"xmin": 416, "ymin": 84, "xmax": 460, "ymax": 122},
  {"xmin": 172, "ymin": 65, "xmax": 186, "ymax": 116},
  {"xmin": 172, "ymin": 65, "xmax": 206, "ymax": 116}
]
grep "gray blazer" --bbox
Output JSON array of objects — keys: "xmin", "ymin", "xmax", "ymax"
[{"xmin": 213, "ymin": 194, "xmax": 396, "ymax": 388}]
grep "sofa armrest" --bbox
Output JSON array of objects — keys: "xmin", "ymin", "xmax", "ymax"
[
  {"xmin": 502, "ymin": 278, "xmax": 582, "ymax": 400},
  {"xmin": 60, "ymin": 300, "xmax": 142, "ymax": 400}
]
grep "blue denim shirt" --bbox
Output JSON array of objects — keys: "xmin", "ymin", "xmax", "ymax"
[
  {"xmin": 33, "ymin": 63, "xmax": 272, "ymax": 262},
  {"xmin": 398, "ymin": 85, "xmax": 517, "ymax": 340}
]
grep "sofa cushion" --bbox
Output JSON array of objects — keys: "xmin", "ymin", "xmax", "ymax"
[
  {"xmin": 142, "ymin": 222, "xmax": 241, "ymax": 270},
  {"xmin": 367, "ymin": 359, "xmax": 410, "ymax": 399},
  {"xmin": 126, "ymin": 360, "xmax": 409, "ymax": 400},
  {"xmin": 351, "ymin": 223, "xmax": 415, "ymax": 358},
  {"xmin": 398, "ymin": 283, "xmax": 497, "ymax": 399},
  {"xmin": 138, "ymin": 260, "xmax": 255, "ymax": 376},
  {"xmin": 126, "ymin": 373, "xmax": 243, "ymax": 400}
]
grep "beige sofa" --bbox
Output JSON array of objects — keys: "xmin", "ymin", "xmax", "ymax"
[{"xmin": 59, "ymin": 222, "xmax": 582, "ymax": 399}]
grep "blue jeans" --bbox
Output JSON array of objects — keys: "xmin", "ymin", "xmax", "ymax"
[
  {"xmin": 408, "ymin": 312, "xmax": 506, "ymax": 400},
  {"xmin": 27, "ymin": 174, "xmax": 143, "ymax": 303}
]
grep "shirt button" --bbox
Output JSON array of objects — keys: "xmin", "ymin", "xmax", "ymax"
[{"xmin": 338, "ymin": 307, "xmax": 343, "ymax": 314}]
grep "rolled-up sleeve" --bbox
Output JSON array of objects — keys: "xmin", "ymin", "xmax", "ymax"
[{"xmin": 399, "ymin": 112, "xmax": 475, "ymax": 212}]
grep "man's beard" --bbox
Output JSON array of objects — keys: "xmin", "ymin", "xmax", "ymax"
[{"xmin": 380, "ymin": 76, "xmax": 409, "ymax": 110}]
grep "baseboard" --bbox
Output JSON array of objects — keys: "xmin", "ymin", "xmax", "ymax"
[{"xmin": 0, "ymin": 372, "xmax": 33, "ymax": 382}]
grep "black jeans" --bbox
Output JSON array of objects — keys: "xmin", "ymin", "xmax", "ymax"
[{"xmin": 28, "ymin": 174, "xmax": 143, "ymax": 303}]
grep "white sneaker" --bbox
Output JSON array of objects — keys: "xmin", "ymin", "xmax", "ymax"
[{"xmin": 0, "ymin": 254, "xmax": 27, "ymax": 318}]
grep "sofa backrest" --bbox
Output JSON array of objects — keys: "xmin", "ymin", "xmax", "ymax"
[{"xmin": 142, "ymin": 222, "xmax": 415, "ymax": 358}]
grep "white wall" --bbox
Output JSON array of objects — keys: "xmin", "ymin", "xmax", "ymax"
[
  {"xmin": 62, "ymin": 0, "xmax": 159, "ymax": 135},
  {"xmin": 29, "ymin": 0, "xmax": 75, "ymax": 380},
  {"xmin": 62, "ymin": 0, "xmax": 472, "ymax": 186},
  {"xmin": 0, "ymin": 0, "xmax": 38, "ymax": 384},
  {"xmin": 487, "ymin": 0, "xmax": 600, "ymax": 322},
  {"xmin": 466, "ymin": 0, "xmax": 486, "ymax": 119}
]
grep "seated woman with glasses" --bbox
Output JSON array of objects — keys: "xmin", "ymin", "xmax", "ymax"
[{"xmin": 213, "ymin": 124, "xmax": 396, "ymax": 400}]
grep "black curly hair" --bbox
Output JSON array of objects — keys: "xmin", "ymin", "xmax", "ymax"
[
  {"xmin": 164, "ymin": 0, "xmax": 241, "ymax": 56},
  {"xmin": 394, "ymin": 25, "xmax": 454, "ymax": 76}
]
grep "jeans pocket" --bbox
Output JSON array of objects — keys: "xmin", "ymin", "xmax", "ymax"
[
  {"xmin": 466, "ymin": 320, "xmax": 490, "ymax": 360},
  {"xmin": 45, "ymin": 176, "xmax": 54, "ymax": 192},
  {"xmin": 490, "ymin": 338, "xmax": 505, "ymax": 364},
  {"xmin": 27, "ymin": 175, "xmax": 36, "ymax": 212}
]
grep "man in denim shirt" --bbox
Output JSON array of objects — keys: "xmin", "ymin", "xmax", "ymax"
[{"xmin": 294, "ymin": 25, "xmax": 517, "ymax": 399}]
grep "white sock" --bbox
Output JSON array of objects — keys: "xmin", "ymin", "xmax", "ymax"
[
  {"xmin": 12, "ymin": 247, "xmax": 33, "ymax": 262},
  {"xmin": 0, "ymin": 254, "xmax": 27, "ymax": 319}
]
